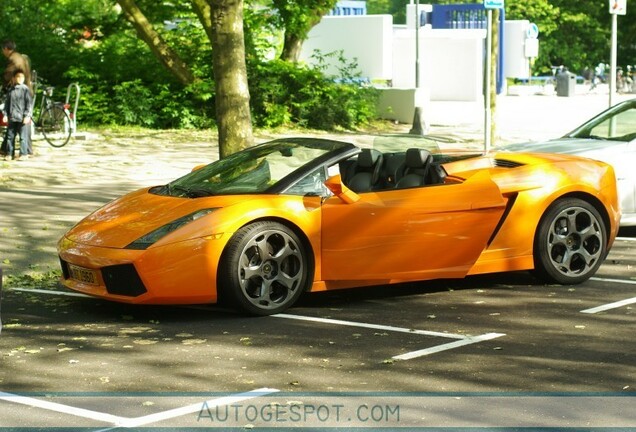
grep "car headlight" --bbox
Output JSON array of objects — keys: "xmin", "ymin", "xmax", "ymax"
[{"xmin": 125, "ymin": 208, "xmax": 217, "ymax": 250}]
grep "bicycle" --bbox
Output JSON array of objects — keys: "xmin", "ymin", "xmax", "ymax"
[{"xmin": 34, "ymin": 85, "xmax": 73, "ymax": 148}]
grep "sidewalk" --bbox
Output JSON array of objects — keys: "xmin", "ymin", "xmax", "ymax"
[
  {"xmin": 428, "ymin": 87, "xmax": 634, "ymax": 144},
  {"xmin": 1, "ymin": 91, "xmax": 635, "ymax": 279}
]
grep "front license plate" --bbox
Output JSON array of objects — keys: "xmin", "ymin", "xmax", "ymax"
[{"xmin": 68, "ymin": 264, "xmax": 98, "ymax": 285}]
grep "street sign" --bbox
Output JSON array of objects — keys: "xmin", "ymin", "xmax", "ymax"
[
  {"xmin": 484, "ymin": 0, "xmax": 504, "ymax": 9},
  {"xmin": 525, "ymin": 38, "xmax": 539, "ymax": 58},
  {"xmin": 526, "ymin": 22, "xmax": 539, "ymax": 39},
  {"xmin": 609, "ymin": 0, "xmax": 626, "ymax": 15}
]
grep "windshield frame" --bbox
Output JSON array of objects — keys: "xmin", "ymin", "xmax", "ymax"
[
  {"xmin": 565, "ymin": 98, "xmax": 636, "ymax": 141},
  {"xmin": 155, "ymin": 138, "xmax": 357, "ymax": 198}
]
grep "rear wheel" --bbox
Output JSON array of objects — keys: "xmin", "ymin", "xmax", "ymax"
[
  {"xmin": 533, "ymin": 198, "xmax": 606, "ymax": 284},
  {"xmin": 219, "ymin": 221, "xmax": 310, "ymax": 316},
  {"xmin": 41, "ymin": 105, "xmax": 71, "ymax": 148}
]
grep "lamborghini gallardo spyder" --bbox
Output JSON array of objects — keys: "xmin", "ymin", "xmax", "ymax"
[{"xmin": 58, "ymin": 135, "xmax": 620, "ymax": 315}]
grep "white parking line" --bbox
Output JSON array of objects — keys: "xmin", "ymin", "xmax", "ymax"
[
  {"xmin": 0, "ymin": 391, "xmax": 124, "ymax": 424},
  {"xmin": 275, "ymin": 314, "xmax": 505, "ymax": 360},
  {"xmin": 0, "ymin": 388, "xmax": 278, "ymax": 428},
  {"xmin": 274, "ymin": 313, "xmax": 469, "ymax": 339},
  {"xmin": 7, "ymin": 290, "xmax": 506, "ymax": 360},
  {"xmin": 393, "ymin": 332, "xmax": 505, "ymax": 360},
  {"xmin": 10, "ymin": 287, "xmax": 91, "ymax": 297},
  {"xmin": 616, "ymin": 236, "xmax": 636, "ymax": 242},
  {"xmin": 582, "ymin": 277, "xmax": 636, "ymax": 313},
  {"xmin": 581, "ymin": 297, "xmax": 636, "ymax": 314},
  {"xmin": 591, "ymin": 277, "xmax": 636, "ymax": 285}
]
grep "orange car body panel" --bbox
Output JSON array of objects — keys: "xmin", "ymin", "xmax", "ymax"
[{"xmin": 58, "ymin": 150, "xmax": 620, "ymax": 304}]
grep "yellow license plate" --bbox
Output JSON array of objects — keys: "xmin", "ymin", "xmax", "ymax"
[{"xmin": 68, "ymin": 264, "xmax": 98, "ymax": 285}]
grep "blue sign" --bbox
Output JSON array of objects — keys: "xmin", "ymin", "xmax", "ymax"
[
  {"xmin": 484, "ymin": 0, "xmax": 504, "ymax": 9},
  {"xmin": 526, "ymin": 23, "xmax": 539, "ymax": 39}
]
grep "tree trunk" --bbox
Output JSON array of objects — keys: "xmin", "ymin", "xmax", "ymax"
[
  {"xmin": 490, "ymin": 9, "xmax": 499, "ymax": 147},
  {"xmin": 210, "ymin": 0, "xmax": 253, "ymax": 158},
  {"xmin": 280, "ymin": 34, "xmax": 304, "ymax": 63},
  {"xmin": 116, "ymin": 0, "xmax": 195, "ymax": 85},
  {"xmin": 190, "ymin": 0, "xmax": 214, "ymax": 45},
  {"xmin": 273, "ymin": 0, "xmax": 338, "ymax": 63}
]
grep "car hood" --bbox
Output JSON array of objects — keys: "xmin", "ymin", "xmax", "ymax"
[
  {"xmin": 64, "ymin": 188, "xmax": 246, "ymax": 248},
  {"xmin": 498, "ymin": 137, "xmax": 619, "ymax": 155}
]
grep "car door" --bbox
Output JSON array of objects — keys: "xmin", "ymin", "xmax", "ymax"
[{"xmin": 320, "ymin": 172, "xmax": 507, "ymax": 282}]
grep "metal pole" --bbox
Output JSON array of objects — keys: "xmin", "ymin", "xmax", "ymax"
[
  {"xmin": 484, "ymin": 9, "xmax": 492, "ymax": 153},
  {"xmin": 415, "ymin": 0, "xmax": 420, "ymax": 88},
  {"xmin": 409, "ymin": 0, "xmax": 428, "ymax": 135},
  {"xmin": 609, "ymin": 13, "xmax": 618, "ymax": 107}
]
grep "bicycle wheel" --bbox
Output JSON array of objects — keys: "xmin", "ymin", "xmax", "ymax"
[{"xmin": 40, "ymin": 104, "xmax": 72, "ymax": 148}]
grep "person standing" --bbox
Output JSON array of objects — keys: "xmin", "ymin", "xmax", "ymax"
[
  {"xmin": 2, "ymin": 40, "xmax": 31, "ymax": 92},
  {"xmin": 2, "ymin": 69, "xmax": 32, "ymax": 161},
  {"xmin": 2, "ymin": 40, "xmax": 33, "ymax": 156}
]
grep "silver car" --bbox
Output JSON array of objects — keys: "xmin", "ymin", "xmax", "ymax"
[{"xmin": 499, "ymin": 98, "xmax": 636, "ymax": 226}]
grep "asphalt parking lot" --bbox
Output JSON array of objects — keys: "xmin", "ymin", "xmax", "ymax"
[{"xmin": 0, "ymin": 230, "xmax": 634, "ymax": 429}]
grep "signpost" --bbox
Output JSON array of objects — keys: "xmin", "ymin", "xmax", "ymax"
[
  {"xmin": 483, "ymin": 0, "xmax": 503, "ymax": 152},
  {"xmin": 609, "ymin": 0, "xmax": 626, "ymax": 107},
  {"xmin": 409, "ymin": 0, "xmax": 427, "ymax": 135}
]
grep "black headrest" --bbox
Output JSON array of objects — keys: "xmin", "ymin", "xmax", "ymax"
[
  {"xmin": 357, "ymin": 149, "xmax": 382, "ymax": 169},
  {"xmin": 405, "ymin": 148, "xmax": 432, "ymax": 168}
]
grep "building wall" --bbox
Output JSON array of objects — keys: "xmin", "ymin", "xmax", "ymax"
[
  {"xmin": 503, "ymin": 20, "xmax": 533, "ymax": 79},
  {"xmin": 300, "ymin": 15, "xmax": 393, "ymax": 81},
  {"xmin": 301, "ymin": 15, "xmax": 485, "ymax": 102},
  {"xmin": 329, "ymin": 0, "xmax": 367, "ymax": 16}
]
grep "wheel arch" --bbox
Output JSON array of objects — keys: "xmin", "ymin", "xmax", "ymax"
[
  {"xmin": 543, "ymin": 191, "xmax": 612, "ymax": 247},
  {"xmin": 216, "ymin": 216, "xmax": 317, "ymax": 294},
  {"xmin": 531, "ymin": 192, "xmax": 611, "ymax": 284}
]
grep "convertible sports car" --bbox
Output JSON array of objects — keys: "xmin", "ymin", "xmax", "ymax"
[
  {"xmin": 58, "ymin": 135, "xmax": 620, "ymax": 315},
  {"xmin": 499, "ymin": 97, "xmax": 636, "ymax": 226}
]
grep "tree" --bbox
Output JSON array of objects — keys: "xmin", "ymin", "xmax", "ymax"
[
  {"xmin": 115, "ymin": 0, "xmax": 252, "ymax": 156},
  {"xmin": 116, "ymin": 0, "xmax": 195, "ymax": 85},
  {"xmin": 208, "ymin": 0, "xmax": 254, "ymax": 156},
  {"xmin": 271, "ymin": 0, "xmax": 339, "ymax": 62}
]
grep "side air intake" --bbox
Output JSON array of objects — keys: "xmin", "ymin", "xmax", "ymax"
[{"xmin": 494, "ymin": 159, "xmax": 524, "ymax": 168}]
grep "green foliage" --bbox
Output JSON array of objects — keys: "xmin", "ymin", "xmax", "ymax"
[
  {"xmin": 248, "ymin": 52, "xmax": 378, "ymax": 130},
  {"xmin": 270, "ymin": 0, "xmax": 339, "ymax": 39},
  {"xmin": 5, "ymin": 0, "xmax": 633, "ymax": 133},
  {"xmin": 63, "ymin": 67, "xmax": 216, "ymax": 129}
]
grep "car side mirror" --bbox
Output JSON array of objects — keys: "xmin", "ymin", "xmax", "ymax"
[{"xmin": 324, "ymin": 174, "xmax": 360, "ymax": 204}]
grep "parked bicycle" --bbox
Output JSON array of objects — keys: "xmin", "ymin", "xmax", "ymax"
[{"xmin": 35, "ymin": 85, "xmax": 73, "ymax": 148}]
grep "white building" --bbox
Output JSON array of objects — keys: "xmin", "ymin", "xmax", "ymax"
[
  {"xmin": 329, "ymin": 1, "xmax": 367, "ymax": 16},
  {"xmin": 301, "ymin": 3, "xmax": 537, "ymax": 124}
]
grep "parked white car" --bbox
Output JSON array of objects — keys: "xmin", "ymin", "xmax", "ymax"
[{"xmin": 499, "ymin": 98, "xmax": 636, "ymax": 226}]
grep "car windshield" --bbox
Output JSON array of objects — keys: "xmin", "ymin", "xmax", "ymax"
[
  {"xmin": 158, "ymin": 138, "xmax": 352, "ymax": 197},
  {"xmin": 566, "ymin": 100, "xmax": 636, "ymax": 142},
  {"xmin": 372, "ymin": 133, "xmax": 481, "ymax": 161}
]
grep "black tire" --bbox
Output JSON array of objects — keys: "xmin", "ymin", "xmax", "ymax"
[
  {"xmin": 533, "ymin": 198, "xmax": 607, "ymax": 284},
  {"xmin": 218, "ymin": 221, "xmax": 310, "ymax": 316},
  {"xmin": 41, "ymin": 105, "xmax": 72, "ymax": 148}
]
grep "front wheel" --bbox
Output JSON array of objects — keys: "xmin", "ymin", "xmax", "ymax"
[
  {"xmin": 218, "ymin": 221, "xmax": 311, "ymax": 316},
  {"xmin": 533, "ymin": 198, "xmax": 607, "ymax": 284},
  {"xmin": 41, "ymin": 105, "xmax": 72, "ymax": 148}
]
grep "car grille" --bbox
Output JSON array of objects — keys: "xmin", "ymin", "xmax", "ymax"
[
  {"xmin": 102, "ymin": 264, "xmax": 147, "ymax": 296},
  {"xmin": 59, "ymin": 259, "xmax": 147, "ymax": 297}
]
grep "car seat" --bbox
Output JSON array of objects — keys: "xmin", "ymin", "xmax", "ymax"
[
  {"xmin": 395, "ymin": 148, "xmax": 433, "ymax": 189},
  {"xmin": 347, "ymin": 149, "xmax": 384, "ymax": 193}
]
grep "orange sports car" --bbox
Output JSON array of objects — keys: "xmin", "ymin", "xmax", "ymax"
[{"xmin": 58, "ymin": 135, "xmax": 620, "ymax": 315}]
